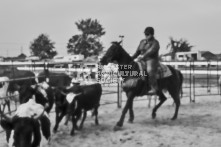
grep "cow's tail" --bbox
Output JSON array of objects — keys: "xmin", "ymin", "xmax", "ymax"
[{"xmin": 39, "ymin": 114, "xmax": 51, "ymax": 140}]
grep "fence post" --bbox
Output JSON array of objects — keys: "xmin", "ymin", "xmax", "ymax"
[
  {"xmin": 217, "ymin": 60, "xmax": 219, "ymax": 94},
  {"xmin": 219, "ymin": 75, "xmax": 221, "ymax": 103},
  {"xmin": 189, "ymin": 61, "xmax": 192, "ymax": 103},
  {"xmin": 192, "ymin": 60, "xmax": 195, "ymax": 103},
  {"xmin": 207, "ymin": 61, "xmax": 211, "ymax": 93},
  {"xmin": 117, "ymin": 77, "xmax": 122, "ymax": 108}
]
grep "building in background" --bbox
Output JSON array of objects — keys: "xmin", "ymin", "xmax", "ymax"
[
  {"xmin": 53, "ymin": 54, "xmax": 84, "ymax": 62},
  {"xmin": 25, "ymin": 56, "xmax": 40, "ymax": 61},
  {"xmin": 161, "ymin": 51, "xmax": 219, "ymax": 61},
  {"xmin": 0, "ymin": 56, "xmax": 4, "ymax": 62}
]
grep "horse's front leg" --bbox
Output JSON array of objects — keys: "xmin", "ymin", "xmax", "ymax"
[
  {"xmin": 152, "ymin": 92, "xmax": 167, "ymax": 119},
  {"xmin": 114, "ymin": 92, "xmax": 134, "ymax": 131},
  {"xmin": 170, "ymin": 92, "xmax": 180, "ymax": 120}
]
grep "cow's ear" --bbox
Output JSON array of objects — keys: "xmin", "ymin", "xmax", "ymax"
[
  {"xmin": 0, "ymin": 119, "xmax": 13, "ymax": 130},
  {"xmin": 14, "ymin": 84, "xmax": 21, "ymax": 91},
  {"xmin": 60, "ymin": 86, "xmax": 71, "ymax": 93}
]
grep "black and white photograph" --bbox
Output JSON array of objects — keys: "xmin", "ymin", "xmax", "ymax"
[{"xmin": 0, "ymin": 0, "xmax": 221, "ymax": 147}]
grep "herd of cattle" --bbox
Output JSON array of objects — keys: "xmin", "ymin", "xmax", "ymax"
[{"xmin": 0, "ymin": 66, "xmax": 102, "ymax": 147}]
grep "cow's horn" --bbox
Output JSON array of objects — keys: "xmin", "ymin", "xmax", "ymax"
[
  {"xmin": 31, "ymin": 84, "xmax": 37, "ymax": 89},
  {"xmin": 0, "ymin": 110, "xmax": 13, "ymax": 122},
  {"xmin": 59, "ymin": 90, "xmax": 67, "ymax": 96}
]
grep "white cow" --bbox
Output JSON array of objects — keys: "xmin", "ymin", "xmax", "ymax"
[{"xmin": 1, "ymin": 98, "xmax": 51, "ymax": 147}]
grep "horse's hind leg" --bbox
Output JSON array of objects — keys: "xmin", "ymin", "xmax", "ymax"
[
  {"xmin": 169, "ymin": 91, "xmax": 180, "ymax": 120},
  {"xmin": 128, "ymin": 99, "xmax": 134, "ymax": 123},
  {"xmin": 152, "ymin": 92, "xmax": 167, "ymax": 119}
]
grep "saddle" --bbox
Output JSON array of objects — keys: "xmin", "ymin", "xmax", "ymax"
[
  {"xmin": 136, "ymin": 61, "xmax": 172, "ymax": 79},
  {"xmin": 121, "ymin": 61, "xmax": 172, "ymax": 96}
]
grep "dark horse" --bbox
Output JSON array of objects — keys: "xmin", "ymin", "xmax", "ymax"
[{"xmin": 100, "ymin": 41, "xmax": 183, "ymax": 130}]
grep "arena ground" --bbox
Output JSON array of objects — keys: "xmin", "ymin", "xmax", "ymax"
[{"xmin": 1, "ymin": 86, "xmax": 221, "ymax": 147}]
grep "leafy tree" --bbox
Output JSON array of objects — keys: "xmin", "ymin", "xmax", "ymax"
[
  {"xmin": 166, "ymin": 37, "xmax": 194, "ymax": 60},
  {"xmin": 30, "ymin": 34, "xmax": 57, "ymax": 59},
  {"xmin": 67, "ymin": 18, "xmax": 105, "ymax": 58}
]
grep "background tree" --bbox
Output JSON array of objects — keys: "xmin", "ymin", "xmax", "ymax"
[
  {"xmin": 67, "ymin": 18, "xmax": 105, "ymax": 58},
  {"xmin": 166, "ymin": 37, "xmax": 194, "ymax": 60},
  {"xmin": 30, "ymin": 34, "xmax": 57, "ymax": 59}
]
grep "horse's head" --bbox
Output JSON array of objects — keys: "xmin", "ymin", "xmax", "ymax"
[{"xmin": 100, "ymin": 41, "xmax": 122, "ymax": 65}]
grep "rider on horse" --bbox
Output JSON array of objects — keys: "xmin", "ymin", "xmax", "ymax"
[{"xmin": 132, "ymin": 26, "xmax": 160, "ymax": 94}]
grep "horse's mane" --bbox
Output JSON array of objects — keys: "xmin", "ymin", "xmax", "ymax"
[
  {"xmin": 110, "ymin": 41, "xmax": 141, "ymax": 79},
  {"xmin": 111, "ymin": 41, "xmax": 133, "ymax": 61}
]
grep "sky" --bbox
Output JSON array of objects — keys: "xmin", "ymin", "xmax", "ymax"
[{"xmin": 0, "ymin": 0, "xmax": 221, "ymax": 57}]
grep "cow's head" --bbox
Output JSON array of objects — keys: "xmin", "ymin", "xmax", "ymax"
[
  {"xmin": 54, "ymin": 86, "xmax": 80, "ymax": 113},
  {"xmin": 65, "ymin": 92, "xmax": 80, "ymax": 114},
  {"xmin": 0, "ymin": 77, "xmax": 9, "ymax": 89},
  {"xmin": 0, "ymin": 110, "xmax": 44, "ymax": 147},
  {"xmin": 0, "ymin": 81, "xmax": 4, "ymax": 88},
  {"xmin": 19, "ymin": 83, "xmax": 49, "ymax": 107},
  {"xmin": 1, "ymin": 117, "xmax": 37, "ymax": 147},
  {"xmin": 54, "ymin": 87, "xmax": 69, "ymax": 108}
]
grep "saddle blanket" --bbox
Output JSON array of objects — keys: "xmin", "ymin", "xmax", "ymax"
[{"xmin": 136, "ymin": 61, "xmax": 172, "ymax": 79}]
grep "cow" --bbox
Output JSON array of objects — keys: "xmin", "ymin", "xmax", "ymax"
[
  {"xmin": 0, "ymin": 66, "xmax": 55, "ymax": 113},
  {"xmin": 0, "ymin": 98, "xmax": 51, "ymax": 147},
  {"xmin": 53, "ymin": 83, "xmax": 102, "ymax": 136},
  {"xmin": 0, "ymin": 66, "xmax": 37, "ymax": 111},
  {"xmin": 18, "ymin": 82, "xmax": 53, "ymax": 113},
  {"xmin": 0, "ymin": 66, "xmax": 37, "ymax": 93},
  {"xmin": 36, "ymin": 69, "xmax": 73, "ymax": 113}
]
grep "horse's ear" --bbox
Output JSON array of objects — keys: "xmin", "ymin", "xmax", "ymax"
[{"xmin": 118, "ymin": 41, "xmax": 122, "ymax": 45}]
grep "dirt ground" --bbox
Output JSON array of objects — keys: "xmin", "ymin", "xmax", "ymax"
[{"xmin": 1, "ymin": 86, "xmax": 221, "ymax": 147}]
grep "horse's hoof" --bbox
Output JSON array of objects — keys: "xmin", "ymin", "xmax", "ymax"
[
  {"xmin": 113, "ymin": 125, "xmax": 122, "ymax": 131},
  {"xmin": 53, "ymin": 127, "xmax": 57, "ymax": 133},
  {"xmin": 74, "ymin": 126, "xmax": 79, "ymax": 130},
  {"xmin": 79, "ymin": 125, "xmax": 83, "ymax": 130},
  {"xmin": 95, "ymin": 120, "xmax": 99, "ymax": 125},
  {"xmin": 47, "ymin": 137, "xmax": 51, "ymax": 145},
  {"xmin": 171, "ymin": 117, "xmax": 177, "ymax": 120},
  {"xmin": 128, "ymin": 119, "xmax": 133, "ymax": 124},
  {"xmin": 152, "ymin": 113, "xmax": 156, "ymax": 119},
  {"xmin": 53, "ymin": 129, "xmax": 57, "ymax": 133},
  {"xmin": 70, "ymin": 131, "xmax": 75, "ymax": 136}
]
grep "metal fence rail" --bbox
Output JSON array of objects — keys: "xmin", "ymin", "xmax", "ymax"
[{"xmin": 1, "ymin": 60, "xmax": 221, "ymax": 135}]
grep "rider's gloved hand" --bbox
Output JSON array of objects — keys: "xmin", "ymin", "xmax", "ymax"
[{"xmin": 134, "ymin": 55, "xmax": 143, "ymax": 62}]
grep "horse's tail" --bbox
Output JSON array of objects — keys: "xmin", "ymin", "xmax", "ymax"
[{"xmin": 167, "ymin": 65, "xmax": 183, "ymax": 98}]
